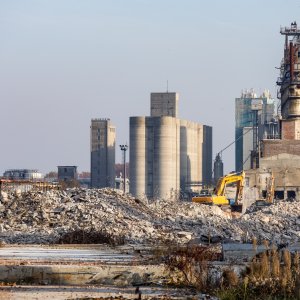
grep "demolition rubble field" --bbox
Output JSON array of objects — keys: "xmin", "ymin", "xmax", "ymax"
[{"xmin": 0, "ymin": 188, "xmax": 299, "ymax": 245}]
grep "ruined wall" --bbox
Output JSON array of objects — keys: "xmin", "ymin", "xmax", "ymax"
[
  {"xmin": 246, "ymin": 153, "xmax": 300, "ymax": 198},
  {"xmin": 261, "ymin": 139, "xmax": 300, "ymax": 158},
  {"xmin": 282, "ymin": 119, "xmax": 300, "ymax": 140}
]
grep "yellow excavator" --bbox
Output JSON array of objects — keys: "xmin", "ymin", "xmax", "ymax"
[{"xmin": 192, "ymin": 171, "xmax": 245, "ymax": 206}]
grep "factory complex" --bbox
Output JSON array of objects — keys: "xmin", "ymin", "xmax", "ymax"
[
  {"xmin": 3, "ymin": 21, "xmax": 300, "ymax": 300},
  {"xmin": 87, "ymin": 22, "xmax": 300, "ymax": 203},
  {"xmin": 4, "ymin": 23, "xmax": 300, "ymax": 204}
]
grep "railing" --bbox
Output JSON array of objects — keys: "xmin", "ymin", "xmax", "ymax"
[
  {"xmin": 280, "ymin": 26, "xmax": 300, "ymax": 35},
  {"xmin": 0, "ymin": 179, "xmax": 60, "ymax": 194}
]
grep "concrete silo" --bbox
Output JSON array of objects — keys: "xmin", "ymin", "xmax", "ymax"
[
  {"xmin": 180, "ymin": 121, "xmax": 212, "ymax": 192},
  {"xmin": 129, "ymin": 117, "xmax": 146, "ymax": 198},
  {"xmin": 129, "ymin": 92, "xmax": 212, "ymax": 200},
  {"xmin": 151, "ymin": 117, "xmax": 180, "ymax": 200},
  {"xmin": 130, "ymin": 116, "xmax": 180, "ymax": 200}
]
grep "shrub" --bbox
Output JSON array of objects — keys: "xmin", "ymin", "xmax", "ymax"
[{"xmin": 163, "ymin": 245, "xmax": 219, "ymax": 292}]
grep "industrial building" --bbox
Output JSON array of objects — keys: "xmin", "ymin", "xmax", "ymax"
[
  {"xmin": 130, "ymin": 92, "xmax": 212, "ymax": 200},
  {"xmin": 130, "ymin": 116, "xmax": 180, "ymax": 200},
  {"xmin": 57, "ymin": 166, "xmax": 78, "ymax": 182},
  {"xmin": 235, "ymin": 89, "xmax": 278, "ymax": 172},
  {"xmin": 150, "ymin": 92, "xmax": 178, "ymax": 117},
  {"xmin": 3, "ymin": 169, "xmax": 43, "ymax": 180},
  {"xmin": 90, "ymin": 119, "xmax": 116, "ymax": 188},
  {"xmin": 246, "ymin": 22, "xmax": 300, "ymax": 199}
]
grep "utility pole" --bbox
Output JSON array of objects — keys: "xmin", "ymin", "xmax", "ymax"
[{"xmin": 119, "ymin": 144, "xmax": 128, "ymax": 195}]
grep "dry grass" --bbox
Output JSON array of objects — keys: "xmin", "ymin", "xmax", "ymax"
[
  {"xmin": 162, "ymin": 244, "xmax": 219, "ymax": 292},
  {"xmin": 252, "ymin": 237, "xmax": 257, "ymax": 255},
  {"xmin": 162, "ymin": 243, "xmax": 300, "ymax": 299},
  {"xmin": 221, "ymin": 248, "xmax": 300, "ymax": 299},
  {"xmin": 222, "ymin": 269, "xmax": 239, "ymax": 288}
]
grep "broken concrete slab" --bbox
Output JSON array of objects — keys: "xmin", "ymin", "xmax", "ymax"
[{"xmin": 0, "ymin": 188, "xmax": 299, "ymax": 245}]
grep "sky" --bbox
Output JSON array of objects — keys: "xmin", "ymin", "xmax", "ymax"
[{"xmin": 0, "ymin": 0, "xmax": 299, "ymax": 175}]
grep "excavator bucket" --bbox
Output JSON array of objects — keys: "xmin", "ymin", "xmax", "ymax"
[{"xmin": 230, "ymin": 204, "xmax": 243, "ymax": 213}]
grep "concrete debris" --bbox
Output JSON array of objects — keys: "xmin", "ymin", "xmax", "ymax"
[{"xmin": 0, "ymin": 188, "xmax": 299, "ymax": 245}]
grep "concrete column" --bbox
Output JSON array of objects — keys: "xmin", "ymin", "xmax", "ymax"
[
  {"xmin": 129, "ymin": 117, "xmax": 146, "ymax": 198},
  {"xmin": 153, "ymin": 117, "xmax": 179, "ymax": 200},
  {"xmin": 180, "ymin": 120, "xmax": 188, "ymax": 191}
]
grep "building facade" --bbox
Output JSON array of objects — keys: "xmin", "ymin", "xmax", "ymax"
[
  {"xmin": 90, "ymin": 119, "xmax": 116, "ymax": 188},
  {"xmin": 235, "ymin": 89, "xmax": 277, "ymax": 172},
  {"xmin": 3, "ymin": 169, "xmax": 43, "ymax": 180},
  {"xmin": 130, "ymin": 92, "xmax": 212, "ymax": 200},
  {"xmin": 252, "ymin": 23, "xmax": 300, "ymax": 199},
  {"xmin": 57, "ymin": 166, "xmax": 78, "ymax": 182},
  {"xmin": 180, "ymin": 120, "xmax": 212, "ymax": 192},
  {"xmin": 150, "ymin": 92, "xmax": 178, "ymax": 117}
]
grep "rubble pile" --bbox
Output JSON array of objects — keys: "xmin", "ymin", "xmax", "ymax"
[
  {"xmin": 0, "ymin": 188, "xmax": 299, "ymax": 245},
  {"xmin": 237, "ymin": 200, "xmax": 300, "ymax": 243}
]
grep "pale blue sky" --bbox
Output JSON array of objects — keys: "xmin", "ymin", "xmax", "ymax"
[{"xmin": 0, "ymin": 0, "xmax": 299, "ymax": 174}]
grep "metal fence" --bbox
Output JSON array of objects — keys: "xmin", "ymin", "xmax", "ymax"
[{"xmin": 0, "ymin": 179, "xmax": 60, "ymax": 194}]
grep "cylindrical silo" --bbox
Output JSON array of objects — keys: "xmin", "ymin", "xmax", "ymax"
[
  {"xmin": 180, "ymin": 120, "xmax": 203, "ymax": 194},
  {"xmin": 129, "ymin": 117, "xmax": 146, "ymax": 198},
  {"xmin": 153, "ymin": 117, "xmax": 180, "ymax": 200},
  {"xmin": 189, "ymin": 122, "xmax": 199, "ymax": 186},
  {"xmin": 288, "ymin": 97, "xmax": 300, "ymax": 118},
  {"xmin": 174, "ymin": 118, "xmax": 180, "ymax": 197},
  {"xmin": 180, "ymin": 120, "xmax": 188, "ymax": 191}
]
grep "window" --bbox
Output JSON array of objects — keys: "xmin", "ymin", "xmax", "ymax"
[{"xmin": 244, "ymin": 177, "xmax": 249, "ymax": 187}]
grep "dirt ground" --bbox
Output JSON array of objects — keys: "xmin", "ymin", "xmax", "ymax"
[{"xmin": 0, "ymin": 285, "xmax": 193, "ymax": 300}]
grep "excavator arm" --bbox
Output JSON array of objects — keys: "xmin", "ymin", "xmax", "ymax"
[{"xmin": 215, "ymin": 172, "xmax": 245, "ymax": 197}]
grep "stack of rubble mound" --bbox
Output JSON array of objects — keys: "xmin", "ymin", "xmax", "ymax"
[
  {"xmin": 237, "ymin": 200, "xmax": 300, "ymax": 243},
  {"xmin": 0, "ymin": 188, "xmax": 299, "ymax": 245}
]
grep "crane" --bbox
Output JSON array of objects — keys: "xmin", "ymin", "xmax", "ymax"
[{"xmin": 213, "ymin": 128, "xmax": 252, "ymax": 182}]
